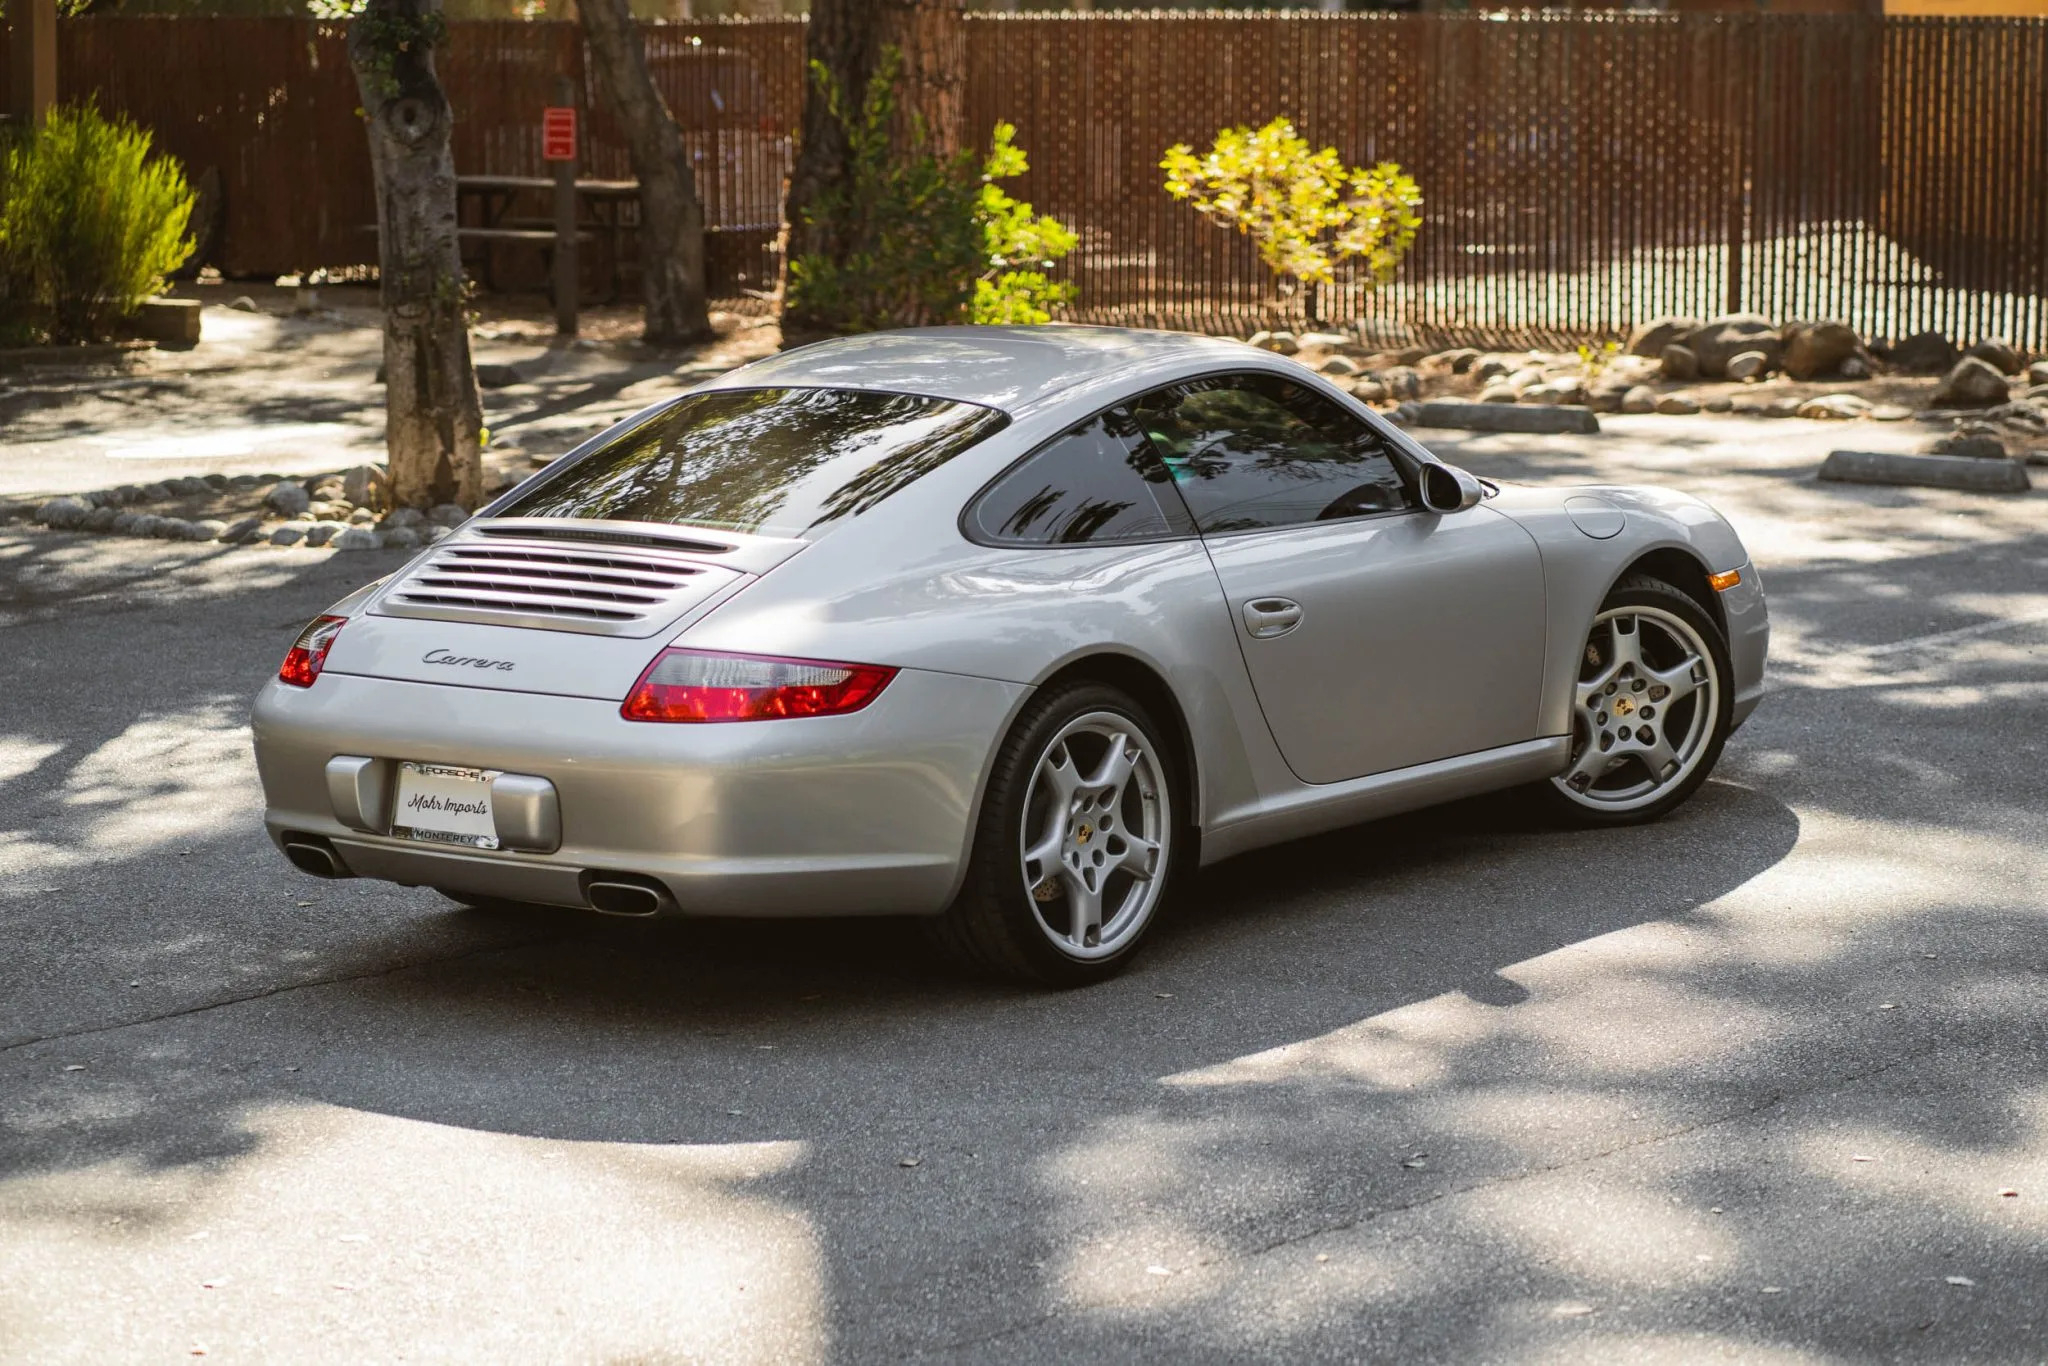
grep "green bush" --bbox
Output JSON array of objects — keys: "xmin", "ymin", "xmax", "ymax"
[
  {"xmin": 785, "ymin": 50, "xmax": 1075, "ymax": 335},
  {"xmin": 0, "ymin": 105, "xmax": 196, "ymax": 344}
]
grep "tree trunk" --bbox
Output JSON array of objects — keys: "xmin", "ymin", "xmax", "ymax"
[
  {"xmin": 782, "ymin": 0, "xmax": 967, "ymax": 321},
  {"xmin": 580, "ymin": 0, "xmax": 713, "ymax": 347},
  {"xmin": 348, "ymin": 0, "xmax": 484, "ymax": 511}
]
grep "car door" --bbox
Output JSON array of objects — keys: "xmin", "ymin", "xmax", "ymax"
[{"xmin": 1132, "ymin": 372, "xmax": 1547, "ymax": 785}]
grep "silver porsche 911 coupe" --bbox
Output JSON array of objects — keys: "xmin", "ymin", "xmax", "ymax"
[{"xmin": 254, "ymin": 326, "xmax": 1768, "ymax": 984}]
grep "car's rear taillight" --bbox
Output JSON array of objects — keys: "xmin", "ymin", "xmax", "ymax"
[
  {"xmin": 279, "ymin": 615, "xmax": 347, "ymax": 688},
  {"xmin": 621, "ymin": 649, "xmax": 896, "ymax": 723}
]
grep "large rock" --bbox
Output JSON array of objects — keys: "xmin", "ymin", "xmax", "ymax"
[
  {"xmin": 269, "ymin": 522, "xmax": 311, "ymax": 546},
  {"xmin": 1964, "ymin": 339, "xmax": 2022, "ymax": 375},
  {"xmin": 2028, "ymin": 361, "xmax": 2048, "ymax": 386},
  {"xmin": 264, "ymin": 481, "xmax": 312, "ymax": 517},
  {"xmin": 1409, "ymin": 400, "xmax": 1600, "ymax": 434},
  {"xmin": 1889, "ymin": 330, "xmax": 1956, "ymax": 374},
  {"xmin": 1686, "ymin": 314, "xmax": 1780, "ymax": 379},
  {"xmin": 333, "ymin": 527, "xmax": 384, "ymax": 551},
  {"xmin": 1626, "ymin": 316, "xmax": 1704, "ymax": 359},
  {"xmin": 1655, "ymin": 393, "xmax": 1701, "ymax": 415},
  {"xmin": 1379, "ymin": 367, "xmax": 1423, "ymax": 401},
  {"xmin": 340, "ymin": 463, "xmax": 384, "ymax": 509},
  {"xmin": 428, "ymin": 503, "xmax": 469, "ymax": 529},
  {"xmin": 1620, "ymin": 385, "xmax": 1658, "ymax": 414},
  {"xmin": 1931, "ymin": 356, "xmax": 2010, "ymax": 408},
  {"xmin": 1781, "ymin": 319, "xmax": 1863, "ymax": 381},
  {"xmin": 1659, "ymin": 344, "xmax": 1699, "ymax": 381}
]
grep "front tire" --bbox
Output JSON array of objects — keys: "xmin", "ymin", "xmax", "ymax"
[
  {"xmin": 1533, "ymin": 574, "xmax": 1735, "ymax": 827},
  {"xmin": 929, "ymin": 683, "xmax": 1184, "ymax": 986}
]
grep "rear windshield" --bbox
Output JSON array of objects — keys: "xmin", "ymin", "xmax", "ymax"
[{"xmin": 493, "ymin": 387, "xmax": 1009, "ymax": 540}]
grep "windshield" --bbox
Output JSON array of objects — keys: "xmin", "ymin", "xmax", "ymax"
[{"xmin": 493, "ymin": 387, "xmax": 1010, "ymax": 540}]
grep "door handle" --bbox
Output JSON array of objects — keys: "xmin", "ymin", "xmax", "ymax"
[{"xmin": 1242, "ymin": 597, "xmax": 1303, "ymax": 639}]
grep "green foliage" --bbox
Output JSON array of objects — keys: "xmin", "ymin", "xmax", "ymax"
[
  {"xmin": 1161, "ymin": 117, "xmax": 1421, "ymax": 303},
  {"xmin": 0, "ymin": 104, "xmax": 196, "ymax": 344},
  {"xmin": 785, "ymin": 51, "xmax": 1075, "ymax": 334}
]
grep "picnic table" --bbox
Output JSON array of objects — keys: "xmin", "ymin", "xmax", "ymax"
[{"xmin": 456, "ymin": 175, "xmax": 641, "ymax": 301}]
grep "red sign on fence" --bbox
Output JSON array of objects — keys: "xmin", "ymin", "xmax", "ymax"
[{"xmin": 541, "ymin": 106, "xmax": 577, "ymax": 162}]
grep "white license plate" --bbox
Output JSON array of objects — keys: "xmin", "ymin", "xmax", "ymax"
[{"xmin": 393, "ymin": 762, "xmax": 501, "ymax": 850}]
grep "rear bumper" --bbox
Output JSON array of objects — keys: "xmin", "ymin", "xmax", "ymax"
[{"xmin": 251, "ymin": 668, "xmax": 1026, "ymax": 916}]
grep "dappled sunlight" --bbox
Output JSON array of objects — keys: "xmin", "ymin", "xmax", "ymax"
[
  {"xmin": 43, "ymin": 701, "xmax": 256, "ymax": 859},
  {"xmin": 0, "ymin": 1103, "xmax": 827, "ymax": 1363}
]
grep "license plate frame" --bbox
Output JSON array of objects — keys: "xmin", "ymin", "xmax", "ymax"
[{"xmin": 392, "ymin": 761, "xmax": 502, "ymax": 850}]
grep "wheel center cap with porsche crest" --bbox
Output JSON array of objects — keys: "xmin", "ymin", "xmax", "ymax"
[
  {"xmin": 1613, "ymin": 695, "xmax": 1636, "ymax": 717},
  {"xmin": 1075, "ymin": 822, "xmax": 1094, "ymax": 844}
]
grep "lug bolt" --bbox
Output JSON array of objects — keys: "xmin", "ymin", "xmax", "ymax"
[
  {"xmin": 1632, "ymin": 678, "xmax": 1647, "ymax": 692},
  {"xmin": 1597, "ymin": 711, "xmax": 1608, "ymax": 725},
  {"xmin": 1605, "ymin": 681, "xmax": 1618, "ymax": 696},
  {"xmin": 1598, "ymin": 731, "xmax": 1614, "ymax": 751},
  {"xmin": 1640, "ymin": 705, "xmax": 1655, "ymax": 720}
]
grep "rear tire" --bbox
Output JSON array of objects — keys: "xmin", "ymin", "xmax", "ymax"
[
  {"xmin": 1531, "ymin": 574, "xmax": 1734, "ymax": 827},
  {"xmin": 927, "ymin": 682, "xmax": 1187, "ymax": 987}
]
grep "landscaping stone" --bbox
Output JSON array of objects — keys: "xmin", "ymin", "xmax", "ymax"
[
  {"xmin": 227, "ymin": 295, "xmax": 259, "ymax": 312},
  {"xmin": 1296, "ymin": 331, "xmax": 1354, "ymax": 352},
  {"xmin": 264, "ymin": 481, "xmax": 312, "ymax": 517},
  {"xmin": 133, "ymin": 297, "xmax": 202, "ymax": 348},
  {"xmin": 2028, "ymin": 361, "xmax": 2048, "ymax": 386},
  {"xmin": 153, "ymin": 518, "xmax": 197, "ymax": 540},
  {"xmin": 382, "ymin": 507, "xmax": 426, "ymax": 530},
  {"xmin": 193, "ymin": 519, "xmax": 229, "ymax": 541},
  {"xmin": 1764, "ymin": 397, "xmax": 1806, "ymax": 418},
  {"xmin": 228, "ymin": 474, "xmax": 262, "ymax": 490},
  {"xmin": 1433, "ymin": 347, "xmax": 1481, "ymax": 373},
  {"xmin": 1965, "ymin": 339, "xmax": 2022, "ymax": 374},
  {"xmin": 141, "ymin": 482, "xmax": 172, "ymax": 501},
  {"xmin": 1704, "ymin": 396, "xmax": 1734, "ymax": 413},
  {"xmin": 1627, "ymin": 316, "xmax": 1703, "ymax": 358},
  {"xmin": 1585, "ymin": 381, "xmax": 1631, "ymax": 414},
  {"xmin": 35, "ymin": 497, "xmax": 90, "ymax": 529},
  {"xmin": 221, "ymin": 517, "xmax": 263, "ymax": 543},
  {"xmin": 1890, "ymin": 330, "xmax": 1957, "ymax": 373},
  {"xmin": 1503, "ymin": 366, "xmax": 1544, "ymax": 391},
  {"xmin": 1316, "ymin": 355, "xmax": 1360, "ymax": 377},
  {"xmin": 84, "ymin": 506, "xmax": 119, "ymax": 531},
  {"xmin": 475, "ymin": 363, "xmax": 524, "ymax": 389},
  {"xmin": 425, "ymin": 525, "xmax": 454, "ymax": 544},
  {"xmin": 383, "ymin": 526, "xmax": 423, "ymax": 551},
  {"xmin": 303, "ymin": 522, "xmax": 339, "ymax": 548},
  {"xmin": 1380, "ymin": 367, "xmax": 1423, "ymax": 401},
  {"xmin": 270, "ymin": 522, "xmax": 311, "ymax": 546},
  {"xmin": 1522, "ymin": 378, "xmax": 1587, "ymax": 406},
  {"xmin": 1932, "ymin": 356, "xmax": 2010, "ymax": 407},
  {"xmin": 1247, "ymin": 330, "xmax": 1299, "ymax": 355},
  {"xmin": 1797, "ymin": 394, "xmax": 1873, "ymax": 420},
  {"xmin": 1620, "ymin": 385, "xmax": 1657, "ymax": 414},
  {"xmin": 429, "ymin": 503, "xmax": 469, "ymax": 528},
  {"xmin": 1931, "ymin": 427, "xmax": 2006, "ymax": 459},
  {"xmin": 334, "ymin": 527, "xmax": 384, "ymax": 551},
  {"xmin": 1725, "ymin": 350, "xmax": 1771, "ymax": 381},
  {"xmin": 1820, "ymin": 449, "xmax": 2030, "ymax": 493},
  {"xmin": 1410, "ymin": 400, "xmax": 1599, "ymax": 434},
  {"xmin": 1348, "ymin": 378, "xmax": 1390, "ymax": 403},
  {"xmin": 1870, "ymin": 404, "xmax": 1913, "ymax": 421},
  {"xmin": 1840, "ymin": 354, "xmax": 1871, "ymax": 379},
  {"xmin": 1781, "ymin": 319, "xmax": 1863, "ymax": 380},
  {"xmin": 1687, "ymin": 314, "xmax": 1780, "ymax": 378},
  {"xmin": 1477, "ymin": 383, "xmax": 1519, "ymax": 404},
  {"xmin": 201, "ymin": 473, "xmax": 229, "ymax": 490},
  {"xmin": 1655, "ymin": 393, "xmax": 1701, "ymax": 415},
  {"xmin": 1659, "ymin": 344, "xmax": 1699, "ymax": 381},
  {"xmin": 1473, "ymin": 355, "xmax": 1517, "ymax": 383},
  {"xmin": 110, "ymin": 512, "xmax": 141, "ymax": 534},
  {"xmin": 348, "ymin": 508, "xmax": 377, "ymax": 525}
]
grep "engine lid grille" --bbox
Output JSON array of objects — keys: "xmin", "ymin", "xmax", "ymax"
[{"xmin": 372, "ymin": 537, "xmax": 743, "ymax": 637}]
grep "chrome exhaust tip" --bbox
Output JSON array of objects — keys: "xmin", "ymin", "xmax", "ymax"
[
  {"xmin": 281, "ymin": 834, "xmax": 352, "ymax": 880},
  {"xmin": 582, "ymin": 874, "xmax": 674, "ymax": 917}
]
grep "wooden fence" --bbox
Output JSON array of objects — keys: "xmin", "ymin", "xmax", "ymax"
[{"xmin": 2, "ymin": 13, "xmax": 2043, "ymax": 347}]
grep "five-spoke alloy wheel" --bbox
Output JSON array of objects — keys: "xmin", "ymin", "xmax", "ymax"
[
  {"xmin": 1539, "ymin": 575, "xmax": 1735, "ymax": 825},
  {"xmin": 931, "ymin": 683, "xmax": 1183, "ymax": 986}
]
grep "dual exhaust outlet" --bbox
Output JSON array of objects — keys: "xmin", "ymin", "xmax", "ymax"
[{"xmin": 279, "ymin": 832, "xmax": 675, "ymax": 917}]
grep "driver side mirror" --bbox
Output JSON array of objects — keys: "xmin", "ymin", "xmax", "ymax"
[{"xmin": 1419, "ymin": 463, "xmax": 1484, "ymax": 515}]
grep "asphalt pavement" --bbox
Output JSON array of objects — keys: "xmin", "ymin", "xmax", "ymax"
[{"xmin": 2, "ymin": 417, "xmax": 2044, "ymax": 1362}]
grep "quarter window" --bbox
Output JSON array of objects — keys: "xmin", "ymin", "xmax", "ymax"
[
  {"xmin": 969, "ymin": 408, "xmax": 1194, "ymax": 546},
  {"xmin": 1131, "ymin": 373, "xmax": 1414, "ymax": 534}
]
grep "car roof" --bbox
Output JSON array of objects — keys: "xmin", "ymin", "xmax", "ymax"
[{"xmin": 699, "ymin": 325, "xmax": 1256, "ymax": 416}]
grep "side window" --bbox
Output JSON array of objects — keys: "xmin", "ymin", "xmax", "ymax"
[
  {"xmin": 968, "ymin": 407, "xmax": 1195, "ymax": 546},
  {"xmin": 1131, "ymin": 373, "xmax": 1415, "ymax": 534}
]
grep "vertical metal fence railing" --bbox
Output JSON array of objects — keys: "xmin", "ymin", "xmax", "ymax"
[{"xmin": 3, "ymin": 13, "xmax": 2043, "ymax": 347}]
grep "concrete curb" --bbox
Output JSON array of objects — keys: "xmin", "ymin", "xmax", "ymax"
[
  {"xmin": 1818, "ymin": 449, "xmax": 2033, "ymax": 493},
  {"xmin": 1410, "ymin": 401, "xmax": 1602, "ymax": 435}
]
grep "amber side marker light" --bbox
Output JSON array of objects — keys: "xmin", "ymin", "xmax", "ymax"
[{"xmin": 1708, "ymin": 568, "xmax": 1743, "ymax": 592}]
